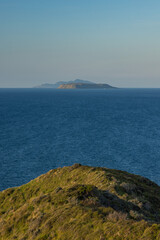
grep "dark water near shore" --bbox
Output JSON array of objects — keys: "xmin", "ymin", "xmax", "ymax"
[{"xmin": 0, "ymin": 88, "xmax": 160, "ymax": 190}]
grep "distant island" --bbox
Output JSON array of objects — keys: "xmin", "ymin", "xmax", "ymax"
[
  {"xmin": 0, "ymin": 164, "xmax": 160, "ymax": 239},
  {"xmin": 58, "ymin": 83, "xmax": 115, "ymax": 89},
  {"xmin": 34, "ymin": 79, "xmax": 116, "ymax": 89}
]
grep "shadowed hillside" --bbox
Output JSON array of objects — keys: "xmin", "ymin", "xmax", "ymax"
[{"xmin": 0, "ymin": 164, "xmax": 160, "ymax": 239}]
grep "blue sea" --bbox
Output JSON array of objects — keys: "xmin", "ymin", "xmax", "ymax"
[{"xmin": 0, "ymin": 88, "xmax": 160, "ymax": 190}]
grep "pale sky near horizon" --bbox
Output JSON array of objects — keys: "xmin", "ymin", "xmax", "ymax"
[{"xmin": 0, "ymin": 0, "xmax": 160, "ymax": 87}]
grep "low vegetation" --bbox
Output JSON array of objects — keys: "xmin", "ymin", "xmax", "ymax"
[{"xmin": 0, "ymin": 164, "xmax": 160, "ymax": 239}]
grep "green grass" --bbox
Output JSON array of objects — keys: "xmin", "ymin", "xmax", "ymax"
[{"xmin": 0, "ymin": 164, "xmax": 160, "ymax": 239}]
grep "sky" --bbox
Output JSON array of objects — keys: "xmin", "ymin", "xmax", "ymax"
[{"xmin": 0, "ymin": 0, "xmax": 160, "ymax": 88}]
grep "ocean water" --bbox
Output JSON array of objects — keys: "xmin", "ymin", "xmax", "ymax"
[{"xmin": 0, "ymin": 88, "xmax": 160, "ymax": 190}]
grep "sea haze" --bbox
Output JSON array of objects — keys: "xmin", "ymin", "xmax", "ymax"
[{"xmin": 0, "ymin": 88, "xmax": 160, "ymax": 190}]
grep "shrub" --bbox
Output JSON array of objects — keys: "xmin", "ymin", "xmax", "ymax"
[{"xmin": 107, "ymin": 211, "xmax": 128, "ymax": 222}]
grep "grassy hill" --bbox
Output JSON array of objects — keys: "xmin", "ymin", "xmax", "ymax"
[{"xmin": 0, "ymin": 164, "xmax": 160, "ymax": 240}]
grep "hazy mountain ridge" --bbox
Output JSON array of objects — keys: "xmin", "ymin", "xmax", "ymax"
[
  {"xmin": 34, "ymin": 79, "xmax": 94, "ymax": 88},
  {"xmin": 0, "ymin": 164, "xmax": 160, "ymax": 239}
]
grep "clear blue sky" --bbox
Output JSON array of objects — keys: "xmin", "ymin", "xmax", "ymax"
[{"xmin": 0, "ymin": 0, "xmax": 160, "ymax": 87}]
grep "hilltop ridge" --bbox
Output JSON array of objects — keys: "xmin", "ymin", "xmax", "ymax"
[{"xmin": 0, "ymin": 164, "xmax": 160, "ymax": 239}]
